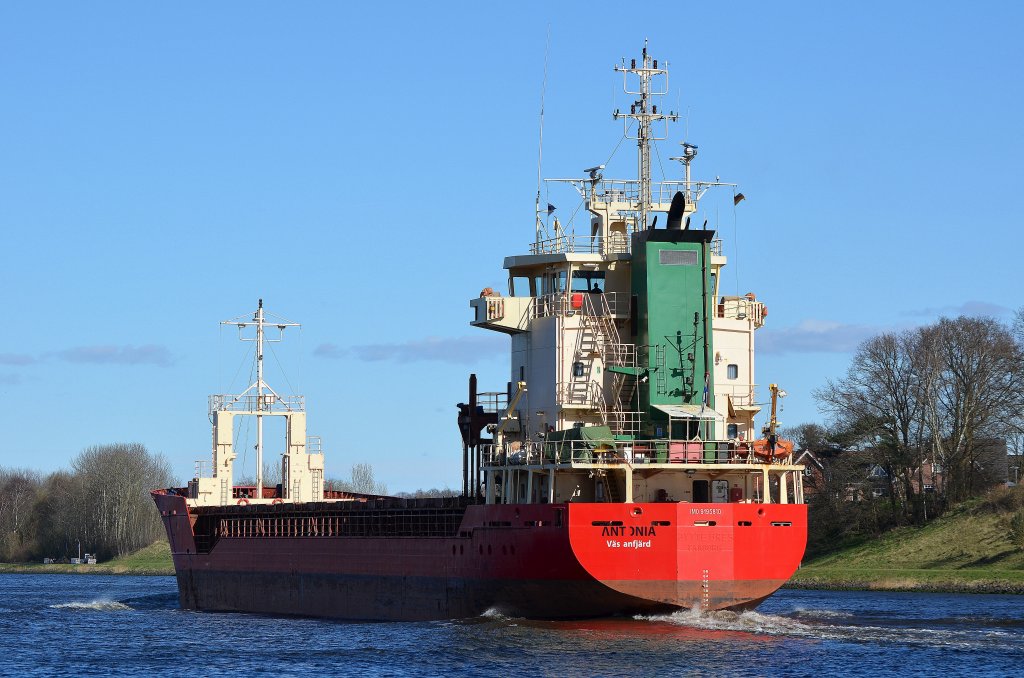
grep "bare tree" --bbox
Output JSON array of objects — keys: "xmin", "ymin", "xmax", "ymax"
[
  {"xmin": 815, "ymin": 330, "xmax": 929, "ymax": 516},
  {"xmin": 29, "ymin": 470, "xmax": 85, "ymax": 560},
  {"xmin": 0, "ymin": 468, "xmax": 43, "ymax": 560},
  {"xmin": 787, "ymin": 423, "xmax": 836, "ymax": 452},
  {"xmin": 921, "ymin": 317, "xmax": 1024, "ymax": 501},
  {"xmin": 394, "ymin": 487, "xmax": 459, "ymax": 499},
  {"xmin": 329, "ymin": 463, "xmax": 388, "ymax": 495},
  {"xmin": 69, "ymin": 443, "xmax": 175, "ymax": 559}
]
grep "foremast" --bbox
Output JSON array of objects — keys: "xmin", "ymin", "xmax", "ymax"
[{"xmin": 188, "ymin": 300, "xmax": 324, "ymax": 506}]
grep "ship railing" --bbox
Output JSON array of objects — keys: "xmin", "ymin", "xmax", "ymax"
[
  {"xmin": 476, "ymin": 391, "xmax": 508, "ymax": 414},
  {"xmin": 585, "ymin": 179, "xmax": 691, "ymax": 206},
  {"xmin": 555, "ymin": 380, "xmax": 597, "ymax": 407},
  {"xmin": 481, "ymin": 438, "xmax": 788, "ymax": 466},
  {"xmin": 533, "ymin": 292, "xmax": 628, "ymax": 319},
  {"xmin": 603, "ymin": 343, "xmax": 637, "ymax": 368},
  {"xmin": 715, "ymin": 296, "xmax": 766, "ymax": 327},
  {"xmin": 605, "ymin": 410, "xmax": 641, "ymax": 436},
  {"xmin": 530, "ymin": 233, "xmax": 602, "ymax": 255},
  {"xmin": 209, "ymin": 393, "xmax": 305, "ymax": 414},
  {"xmin": 718, "ymin": 384, "xmax": 758, "ymax": 408},
  {"xmin": 531, "ymin": 225, "xmax": 724, "ymax": 258}
]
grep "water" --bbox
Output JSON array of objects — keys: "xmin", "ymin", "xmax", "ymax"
[{"xmin": 2, "ymin": 574, "xmax": 1022, "ymax": 676}]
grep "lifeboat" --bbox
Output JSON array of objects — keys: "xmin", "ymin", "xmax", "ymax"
[{"xmin": 751, "ymin": 437, "xmax": 794, "ymax": 460}]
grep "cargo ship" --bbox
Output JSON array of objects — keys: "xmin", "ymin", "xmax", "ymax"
[{"xmin": 153, "ymin": 45, "xmax": 807, "ymax": 621}]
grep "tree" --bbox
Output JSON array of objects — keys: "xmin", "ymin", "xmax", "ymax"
[
  {"xmin": 28, "ymin": 470, "xmax": 85, "ymax": 560},
  {"xmin": 0, "ymin": 468, "xmax": 43, "ymax": 561},
  {"xmin": 815, "ymin": 329, "xmax": 929, "ymax": 518},
  {"xmin": 921, "ymin": 316, "xmax": 1024, "ymax": 501},
  {"xmin": 815, "ymin": 314, "xmax": 1024, "ymax": 517},
  {"xmin": 67, "ymin": 443, "xmax": 175, "ymax": 559},
  {"xmin": 787, "ymin": 423, "xmax": 836, "ymax": 452},
  {"xmin": 329, "ymin": 462, "xmax": 388, "ymax": 496}
]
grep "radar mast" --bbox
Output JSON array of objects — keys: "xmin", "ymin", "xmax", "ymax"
[{"xmin": 614, "ymin": 40, "xmax": 678, "ymax": 230}]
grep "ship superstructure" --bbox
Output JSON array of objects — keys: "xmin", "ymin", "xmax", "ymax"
[
  {"xmin": 153, "ymin": 45, "xmax": 806, "ymax": 621},
  {"xmin": 464, "ymin": 44, "xmax": 799, "ymax": 508}
]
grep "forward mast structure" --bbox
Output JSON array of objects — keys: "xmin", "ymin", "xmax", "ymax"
[{"xmin": 188, "ymin": 300, "xmax": 324, "ymax": 506}]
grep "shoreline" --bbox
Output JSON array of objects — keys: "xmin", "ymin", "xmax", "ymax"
[
  {"xmin": 784, "ymin": 579, "xmax": 1024, "ymax": 595},
  {"xmin": 787, "ymin": 567, "xmax": 1024, "ymax": 595},
  {"xmin": 0, "ymin": 563, "xmax": 174, "ymax": 576},
  {"xmin": 4, "ymin": 563, "xmax": 1022, "ymax": 595}
]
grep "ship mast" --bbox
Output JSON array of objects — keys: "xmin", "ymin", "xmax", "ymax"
[
  {"xmin": 222, "ymin": 299, "xmax": 300, "ymax": 495},
  {"xmin": 614, "ymin": 40, "xmax": 678, "ymax": 230}
]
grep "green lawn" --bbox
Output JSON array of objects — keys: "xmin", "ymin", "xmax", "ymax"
[
  {"xmin": 0, "ymin": 539, "xmax": 174, "ymax": 576},
  {"xmin": 790, "ymin": 496, "xmax": 1024, "ymax": 593}
]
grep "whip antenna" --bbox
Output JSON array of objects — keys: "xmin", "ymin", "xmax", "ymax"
[{"xmin": 535, "ymin": 25, "xmax": 551, "ymax": 245}]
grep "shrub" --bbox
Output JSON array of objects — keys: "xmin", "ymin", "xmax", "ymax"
[
  {"xmin": 980, "ymin": 485, "xmax": 1024, "ymax": 514},
  {"xmin": 1009, "ymin": 510, "xmax": 1024, "ymax": 550}
]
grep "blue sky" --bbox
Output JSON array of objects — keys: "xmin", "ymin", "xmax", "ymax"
[{"xmin": 1, "ymin": 2, "xmax": 1021, "ymax": 491}]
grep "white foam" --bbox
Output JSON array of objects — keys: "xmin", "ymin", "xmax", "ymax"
[
  {"xmin": 480, "ymin": 607, "xmax": 510, "ymax": 620},
  {"xmin": 639, "ymin": 607, "xmax": 813, "ymax": 636},
  {"xmin": 50, "ymin": 600, "xmax": 132, "ymax": 612},
  {"xmin": 790, "ymin": 608, "xmax": 857, "ymax": 620},
  {"xmin": 638, "ymin": 606, "xmax": 1020, "ymax": 650}
]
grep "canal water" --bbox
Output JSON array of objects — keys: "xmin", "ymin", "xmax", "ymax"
[{"xmin": 2, "ymin": 574, "xmax": 1021, "ymax": 676}]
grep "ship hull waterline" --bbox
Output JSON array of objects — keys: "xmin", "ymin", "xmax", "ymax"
[{"xmin": 154, "ymin": 491, "xmax": 806, "ymax": 621}]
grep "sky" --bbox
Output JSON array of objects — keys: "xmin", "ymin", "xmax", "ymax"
[{"xmin": 1, "ymin": 2, "xmax": 1021, "ymax": 492}]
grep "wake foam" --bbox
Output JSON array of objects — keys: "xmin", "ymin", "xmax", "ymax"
[
  {"xmin": 638, "ymin": 606, "xmax": 1023, "ymax": 650},
  {"xmin": 480, "ymin": 607, "xmax": 512, "ymax": 620},
  {"xmin": 638, "ymin": 607, "xmax": 812, "ymax": 636},
  {"xmin": 50, "ymin": 600, "xmax": 132, "ymax": 612}
]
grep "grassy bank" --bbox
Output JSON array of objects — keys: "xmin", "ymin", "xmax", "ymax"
[
  {"xmin": 789, "ymin": 490, "xmax": 1024, "ymax": 593},
  {"xmin": 0, "ymin": 540, "xmax": 174, "ymax": 576}
]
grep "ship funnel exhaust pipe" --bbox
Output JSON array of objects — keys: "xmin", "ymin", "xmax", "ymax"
[{"xmin": 666, "ymin": 191, "xmax": 687, "ymax": 230}]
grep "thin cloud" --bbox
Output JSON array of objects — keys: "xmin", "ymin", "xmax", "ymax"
[
  {"xmin": 0, "ymin": 373, "xmax": 21, "ymax": 385},
  {"xmin": 902, "ymin": 300, "xmax": 1011, "ymax": 318},
  {"xmin": 759, "ymin": 320, "xmax": 879, "ymax": 355},
  {"xmin": 53, "ymin": 344, "xmax": 175, "ymax": 367},
  {"xmin": 316, "ymin": 335, "xmax": 507, "ymax": 365},
  {"xmin": 0, "ymin": 353, "xmax": 35, "ymax": 366},
  {"xmin": 314, "ymin": 343, "xmax": 348, "ymax": 359}
]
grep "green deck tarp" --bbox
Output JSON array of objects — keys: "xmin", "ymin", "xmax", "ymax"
[{"xmin": 544, "ymin": 425, "xmax": 614, "ymax": 462}]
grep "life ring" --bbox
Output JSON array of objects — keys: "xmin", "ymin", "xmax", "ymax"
[
  {"xmin": 272, "ymin": 498, "xmax": 283, "ymax": 505},
  {"xmin": 236, "ymin": 498, "xmax": 249, "ymax": 506}
]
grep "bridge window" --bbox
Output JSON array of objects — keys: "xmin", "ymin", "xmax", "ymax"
[
  {"xmin": 571, "ymin": 271, "xmax": 606, "ymax": 293},
  {"xmin": 727, "ymin": 364, "xmax": 738, "ymax": 380},
  {"xmin": 510, "ymin": 275, "xmax": 531, "ymax": 296}
]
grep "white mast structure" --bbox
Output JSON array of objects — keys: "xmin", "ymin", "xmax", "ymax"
[
  {"xmin": 221, "ymin": 299, "xmax": 300, "ymax": 495},
  {"xmin": 613, "ymin": 39, "xmax": 678, "ymax": 230},
  {"xmin": 190, "ymin": 299, "xmax": 325, "ymax": 507}
]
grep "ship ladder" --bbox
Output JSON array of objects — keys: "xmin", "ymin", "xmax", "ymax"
[{"xmin": 598, "ymin": 473, "xmax": 621, "ymax": 503}]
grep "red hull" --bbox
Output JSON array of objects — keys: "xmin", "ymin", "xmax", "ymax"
[{"xmin": 153, "ymin": 491, "xmax": 806, "ymax": 621}]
